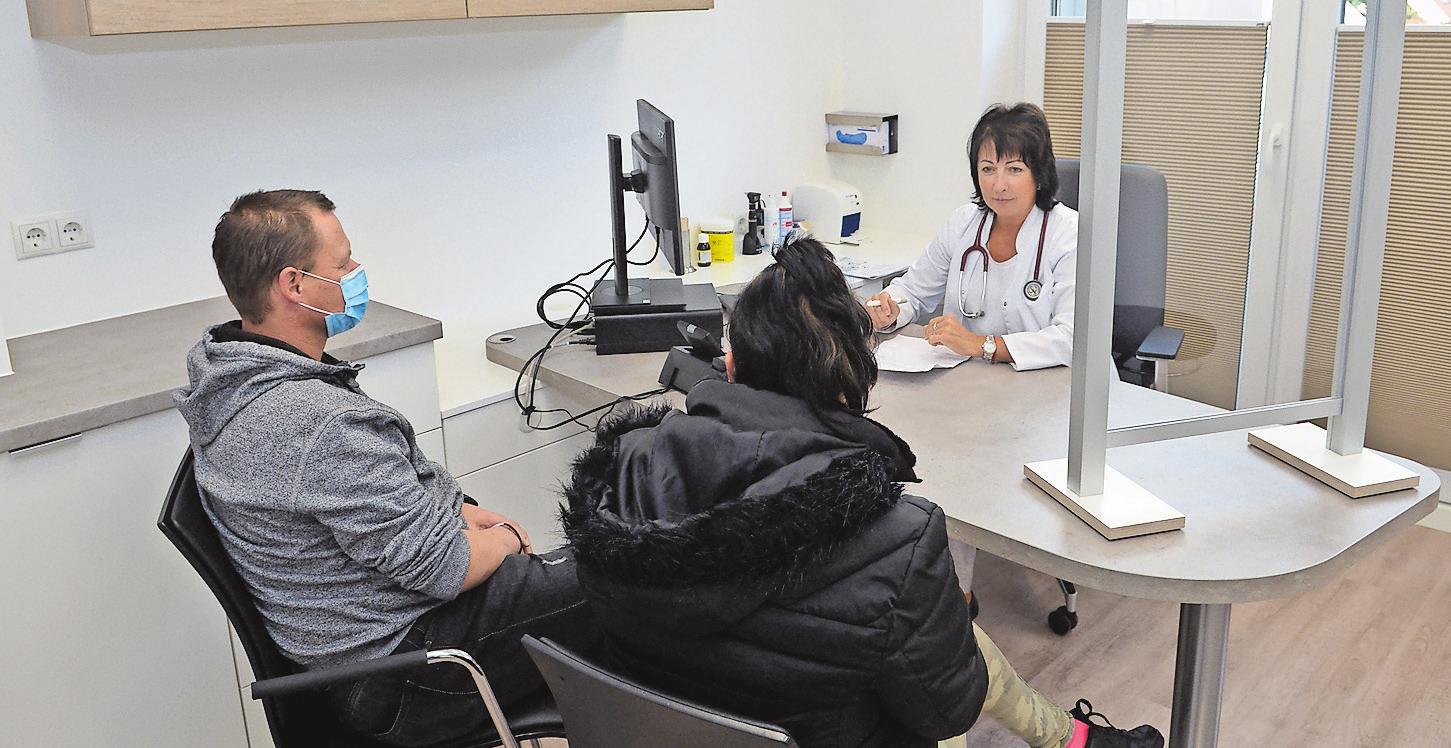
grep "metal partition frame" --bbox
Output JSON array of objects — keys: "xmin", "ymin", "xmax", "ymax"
[
  {"xmin": 1063, "ymin": 0, "xmax": 1406, "ymax": 492},
  {"xmin": 1066, "ymin": 0, "xmax": 1126, "ymax": 496}
]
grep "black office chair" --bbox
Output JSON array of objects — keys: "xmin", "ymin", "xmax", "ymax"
[
  {"xmin": 157, "ymin": 449, "xmax": 566, "ymax": 748},
  {"xmin": 1038, "ymin": 160, "xmax": 1185, "ymax": 636},
  {"xmin": 522, "ymin": 636, "xmax": 798, "ymax": 748}
]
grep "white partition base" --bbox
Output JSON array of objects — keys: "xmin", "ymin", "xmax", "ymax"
[
  {"xmin": 1248, "ymin": 423, "xmax": 1420, "ymax": 498},
  {"xmin": 1025, "ymin": 459, "xmax": 1186, "ymax": 540}
]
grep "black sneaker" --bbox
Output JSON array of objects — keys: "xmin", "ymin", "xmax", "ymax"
[{"xmin": 1070, "ymin": 699, "xmax": 1164, "ymax": 748}]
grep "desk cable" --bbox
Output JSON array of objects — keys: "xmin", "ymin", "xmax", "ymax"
[{"xmin": 514, "ymin": 222, "xmax": 668, "ymax": 432}]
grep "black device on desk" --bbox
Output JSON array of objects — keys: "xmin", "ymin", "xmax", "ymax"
[
  {"xmin": 658, "ymin": 321, "xmax": 729, "ymax": 394},
  {"xmin": 591, "ymin": 99, "xmax": 724, "ymax": 354}
]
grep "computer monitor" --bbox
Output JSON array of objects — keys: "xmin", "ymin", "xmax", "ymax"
[
  {"xmin": 632, "ymin": 100, "xmax": 685, "ymax": 276},
  {"xmin": 591, "ymin": 99, "xmax": 688, "ymax": 314}
]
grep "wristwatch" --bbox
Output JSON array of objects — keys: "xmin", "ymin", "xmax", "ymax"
[{"xmin": 980, "ymin": 335, "xmax": 997, "ymax": 363}]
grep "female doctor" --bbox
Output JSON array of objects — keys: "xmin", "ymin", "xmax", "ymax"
[
  {"xmin": 866, "ymin": 102, "xmax": 1077, "ymax": 613},
  {"xmin": 868, "ymin": 102, "xmax": 1076, "ymax": 368}
]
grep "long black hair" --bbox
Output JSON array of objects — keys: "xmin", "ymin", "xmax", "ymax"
[
  {"xmin": 728, "ymin": 234, "xmax": 878, "ymax": 414},
  {"xmin": 968, "ymin": 102, "xmax": 1060, "ymax": 213}
]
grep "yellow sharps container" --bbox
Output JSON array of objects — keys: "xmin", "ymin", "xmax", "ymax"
[{"xmin": 701, "ymin": 219, "xmax": 735, "ymax": 263}]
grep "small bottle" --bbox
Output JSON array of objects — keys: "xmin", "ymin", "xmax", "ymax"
[
  {"xmin": 695, "ymin": 232, "xmax": 712, "ymax": 267},
  {"xmin": 777, "ymin": 190, "xmax": 794, "ymax": 243}
]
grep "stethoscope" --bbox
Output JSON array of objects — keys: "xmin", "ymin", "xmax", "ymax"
[{"xmin": 957, "ymin": 209, "xmax": 1049, "ymax": 319}]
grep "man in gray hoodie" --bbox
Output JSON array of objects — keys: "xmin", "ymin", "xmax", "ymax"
[{"xmin": 175, "ymin": 189, "xmax": 595, "ymax": 746}]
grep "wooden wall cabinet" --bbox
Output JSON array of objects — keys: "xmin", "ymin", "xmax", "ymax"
[
  {"xmin": 466, "ymin": 0, "xmax": 712, "ymax": 19},
  {"xmin": 26, "ymin": 0, "xmax": 711, "ymax": 36}
]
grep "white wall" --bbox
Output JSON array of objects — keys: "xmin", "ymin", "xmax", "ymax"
[
  {"xmin": 826, "ymin": 0, "xmax": 1044, "ymax": 237},
  {"xmin": 825, "ymin": 1, "xmax": 980, "ymax": 236},
  {"xmin": 0, "ymin": 1, "xmax": 1028, "ymax": 363},
  {"xmin": 0, "ymin": 312, "xmax": 10, "ymax": 376}
]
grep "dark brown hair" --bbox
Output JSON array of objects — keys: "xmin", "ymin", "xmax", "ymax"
[
  {"xmin": 968, "ymin": 102, "xmax": 1059, "ymax": 213},
  {"xmin": 728, "ymin": 234, "xmax": 878, "ymax": 414},
  {"xmin": 212, "ymin": 190, "xmax": 335, "ymax": 323}
]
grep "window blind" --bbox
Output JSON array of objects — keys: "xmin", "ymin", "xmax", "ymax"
[
  {"xmin": 1303, "ymin": 30, "xmax": 1451, "ymax": 470},
  {"xmin": 1044, "ymin": 22, "xmax": 1268, "ymax": 409}
]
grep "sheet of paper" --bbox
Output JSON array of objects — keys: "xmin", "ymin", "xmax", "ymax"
[
  {"xmin": 875, "ymin": 335, "xmax": 972, "ymax": 373},
  {"xmin": 836, "ymin": 254, "xmax": 908, "ymax": 279}
]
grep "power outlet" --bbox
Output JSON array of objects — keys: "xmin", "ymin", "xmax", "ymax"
[
  {"xmin": 54, "ymin": 211, "xmax": 94, "ymax": 250},
  {"xmin": 11, "ymin": 211, "xmax": 95, "ymax": 259},
  {"xmin": 11, "ymin": 218, "xmax": 58, "ymax": 259}
]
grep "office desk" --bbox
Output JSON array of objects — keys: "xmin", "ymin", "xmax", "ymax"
[{"xmin": 484, "ymin": 323, "xmax": 1442, "ymax": 748}]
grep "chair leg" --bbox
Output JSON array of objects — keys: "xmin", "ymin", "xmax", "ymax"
[
  {"xmin": 1048, "ymin": 579, "xmax": 1079, "ymax": 636},
  {"xmin": 426, "ymin": 649, "xmax": 522, "ymax": 748},
  {"xmin": 1153, "ymin": 359, "xmax": 1170, "ymax": 393}
]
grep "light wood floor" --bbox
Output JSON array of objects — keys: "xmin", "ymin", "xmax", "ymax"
[
  {"xmin": 962, "ymin": 525, "xmax": 1451, "ymax": 747},
  {"xmin": 535, "ymin": 524, "xmax": 1451, "ymax": 747}
]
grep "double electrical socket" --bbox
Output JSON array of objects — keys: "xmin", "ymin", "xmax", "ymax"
[{"xmin": 11, "ymin": 211, "xmax": 95, "ymax": 260}]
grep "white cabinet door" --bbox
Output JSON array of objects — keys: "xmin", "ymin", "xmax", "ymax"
[
  {"xmin": 417, "ymin": 427, "xmax": 446, "ymax": 470},
  {"xmin": 443, "ymin": 385, "xmax": 607, "ymax": 478},
  {"xmin": 355, "ymin": 343, "xmax": 442, "ymax": 434},
  {"xmin": 455, "ymin": 432, "xmax": 593, "ymax": 553},
  {"xmin": 0, "ymin": 410, "xmax": 246, "ymax": 747}
]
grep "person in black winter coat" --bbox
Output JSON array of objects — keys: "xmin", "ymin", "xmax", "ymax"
[{"xmin": 561, "ymin": 235, "xmax": 1164, "ymax": 748}]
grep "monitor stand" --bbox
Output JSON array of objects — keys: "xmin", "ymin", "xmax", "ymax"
[
  {"xmin": 586, "ymin": 133, "xmax": 719, "ymax": 354},
  {"xmin": 589, "ymin": 276, "xmax": 687, "ymax": 315}
]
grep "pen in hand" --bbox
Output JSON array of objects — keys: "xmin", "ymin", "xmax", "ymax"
[{"xmin": 865, "ymin": 297, "xmax": 907, "ymax": 308}]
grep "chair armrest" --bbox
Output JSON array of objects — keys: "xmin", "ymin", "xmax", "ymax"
[
  {"xmin": 1135, "ymin": 325, "xmax": 1184, "ymax": 361},
  {"xmin": 250, "ymin": 650, "xmax": 428, "ymax": 699}
]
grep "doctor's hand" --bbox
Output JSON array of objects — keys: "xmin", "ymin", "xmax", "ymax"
[
  {"xmin": 924, "ymin": 315, "xmax": 986, "ymax": 358},
  {"xmin": 866, "ymin": 291, "xmax": 900, "ymax": 331}
]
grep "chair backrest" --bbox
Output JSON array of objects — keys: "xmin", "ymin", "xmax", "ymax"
[
  {"xmin": 157, "ymin": 450, "xmax": 358, "ymax": 748},
  {"xmin": 522, "ymin": 636, "xmax": 797, "ymax": 748},
  {"xmin": 1054, "ymin": 158, "xmax": 1170, "ymax": 355}
]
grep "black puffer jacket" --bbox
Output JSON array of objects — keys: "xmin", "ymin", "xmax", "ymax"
[{"xmin": 561, "ymin": 380, "xmax": 987, "ymax": 748}]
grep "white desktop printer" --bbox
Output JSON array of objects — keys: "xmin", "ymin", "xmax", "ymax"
[{"xmin": 793, "ymin": 180, "xmax": 862, "ymax": 244}]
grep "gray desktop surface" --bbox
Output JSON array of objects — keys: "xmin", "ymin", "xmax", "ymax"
[
  {"xmin": 486, "ymin": 322, "xmax": 1441, "ymax": 605},
  {"xmin": 1, "ymin": 297, "xmax": 442, "ymax": 453}
]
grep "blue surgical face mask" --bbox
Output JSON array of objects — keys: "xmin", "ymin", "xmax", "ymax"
[{"xmin": 298, "ymin": 265, "xmax": 369, "ymax": 337}]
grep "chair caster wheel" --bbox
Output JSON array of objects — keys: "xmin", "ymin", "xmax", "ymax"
[{"xmin": 1048, "ymin": 607, "xmax": 1078, "ymax": 636}]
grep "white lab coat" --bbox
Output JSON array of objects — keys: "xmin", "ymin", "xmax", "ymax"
[{"xmin": 884, "ymin": 202, "xmax": 1078, "ymax": 371}]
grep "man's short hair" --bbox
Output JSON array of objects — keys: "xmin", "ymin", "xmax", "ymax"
[{"xmin": 212, "ymin": 189, "xmax": 336, "ymax": 323}]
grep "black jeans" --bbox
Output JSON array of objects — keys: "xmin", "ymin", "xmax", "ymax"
[{"xmin": 332, "ymin": 548, "xmax": 598, "ymax": 746}]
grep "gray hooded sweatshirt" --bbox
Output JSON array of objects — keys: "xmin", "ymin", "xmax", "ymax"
[{"xmin": 174, "ymin": 323, "xmax": 469, "ymax": 668}]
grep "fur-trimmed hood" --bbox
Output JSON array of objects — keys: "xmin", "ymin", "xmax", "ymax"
[{"xmin": 561, "ymin": 380, "xmax": 918, "ymax": 633}]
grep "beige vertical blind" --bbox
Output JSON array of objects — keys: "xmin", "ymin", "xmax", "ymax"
[
  {"xmin": 1303, "ymin": 31, "xmax": 1451, "ymax": 470},
  {"xmin": 1044, "ymin": 22, "xmax": 1268, "ymax": 409}
]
